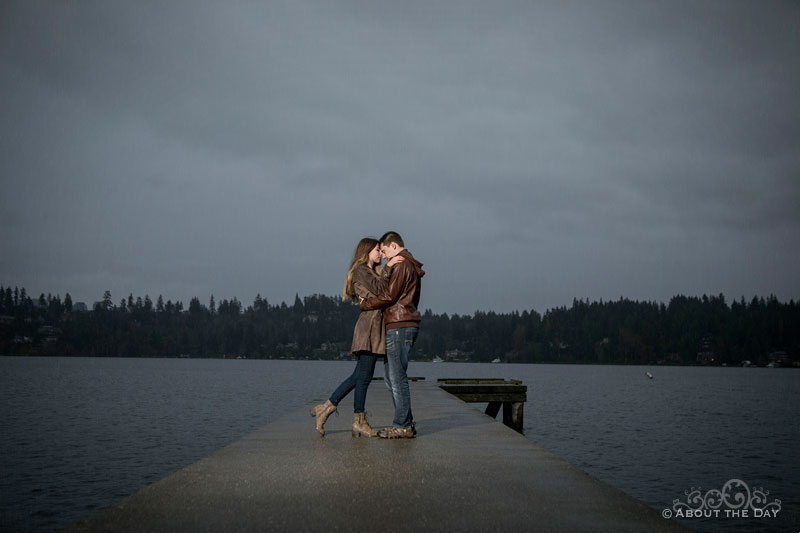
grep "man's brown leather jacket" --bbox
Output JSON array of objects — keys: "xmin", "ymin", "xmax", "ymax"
[{"xmin": 360, "ymin": 249, "xmax": 425, "ymax": 330}]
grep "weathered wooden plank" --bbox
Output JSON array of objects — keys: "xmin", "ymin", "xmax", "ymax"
[
  {"xmin": 439, "ymin": 384, "xmax": 527, "ymax": 395},
  {"xmin": 446, "ymin": 393, "xmax": 527, "ymax": 403},
  {"xmin": 437, "ymin": 378, "xmax": 523, "ymax": 385}
]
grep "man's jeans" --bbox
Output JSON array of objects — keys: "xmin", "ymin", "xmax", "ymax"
[
  {"xmin": 329, "ymin": 354, "xmax": 377, "ymax": 413},
  {"xmin": 384, "ymin": 327, "xmax": 418, "ymax": 428}
]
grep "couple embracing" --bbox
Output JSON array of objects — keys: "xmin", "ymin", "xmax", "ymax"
[{"xmin": 310, "ymin": 231, "xmax": 424, "ymax": 439}]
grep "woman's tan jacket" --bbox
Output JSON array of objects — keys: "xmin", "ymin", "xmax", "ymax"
[{"xmin": 349, "ymin": 264, "xmax": 391, "ymax": 356}]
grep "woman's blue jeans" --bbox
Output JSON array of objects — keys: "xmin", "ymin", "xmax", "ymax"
[{"xmin": 329, "ymin": 354, "xmax": 377, "ymax": 413}]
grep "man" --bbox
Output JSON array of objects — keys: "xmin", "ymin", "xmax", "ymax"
[{"xmin": 360, "ymin": 231, "xmax": 425, "ymax": 438}]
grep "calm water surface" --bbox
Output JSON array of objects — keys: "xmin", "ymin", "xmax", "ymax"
[{"xmin": 0, "ymin": 357, "xmax": 797, "ymax": 532}]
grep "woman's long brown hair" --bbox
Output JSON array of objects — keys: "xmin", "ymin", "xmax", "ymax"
[{"xmin": 342, "ymin": 237, "xmax": 380, "ymax": 303}]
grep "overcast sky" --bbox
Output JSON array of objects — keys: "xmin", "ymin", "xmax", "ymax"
[{"xmin": 1, "ymin": 1, "xmax": 798, "ymax": 315}]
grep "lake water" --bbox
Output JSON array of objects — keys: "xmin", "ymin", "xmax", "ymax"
[{"xmin": 0, "ymin": 357, "xmax": 797, "ymax": 532}]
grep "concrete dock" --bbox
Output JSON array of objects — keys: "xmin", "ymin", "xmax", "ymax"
[{"xmin": 70, "ymin": 381, "xmax": 687, "ymax": 532}]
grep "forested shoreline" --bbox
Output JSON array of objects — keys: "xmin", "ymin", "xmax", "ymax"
[{"xmin": 1, "ymin": 285, "xmax": 797, "ymax": 366}]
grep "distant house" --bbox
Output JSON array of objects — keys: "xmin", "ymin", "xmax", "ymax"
[
  {"xmin": 445, "ymin": 349, "xmax": 460, "ymax": 360},
  {"xmin": 696, "ymin": 333, "xmax": 716, "ymax": 364},
  {"xmin": 769, "ymin": 351, "xmax": 787, "ymax": 364},
  {"xmin": 37, "ymin": 325, "xmax": 62, "ymax": 336},
  {"xmin": 445, "ymin": 349, "xmax": 472, "ymax": 361}
]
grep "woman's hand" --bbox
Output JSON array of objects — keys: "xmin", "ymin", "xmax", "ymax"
[{"xmin": 387, "ymin": 255, "xmax": 405, "ymax": 267}]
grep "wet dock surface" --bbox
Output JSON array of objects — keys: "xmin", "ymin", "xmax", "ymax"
[{"xmin": 70, "ymin": 380, "xmax": 686, "ymax": 531}]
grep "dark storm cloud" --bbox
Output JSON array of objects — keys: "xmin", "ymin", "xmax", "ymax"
[{"xmin": 1, "ymin": 0, "xmax": 798, "ymax": 314}]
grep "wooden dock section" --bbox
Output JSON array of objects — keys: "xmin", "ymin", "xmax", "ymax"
[
  {"xmin": 70, "ymin": 380, "xmax": 687, "ymax": 532},
  {"xmin": 438, "ymin": 378, "xmax": 527, "ymax": 433}
]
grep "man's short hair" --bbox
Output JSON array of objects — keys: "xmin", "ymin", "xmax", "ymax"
[{"xmin": 379, "ymin": 231, "xmax": 404, "ymax": 248}]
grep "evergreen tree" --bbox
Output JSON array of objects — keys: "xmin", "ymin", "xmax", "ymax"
[
  {"xmin": 102, "ymin": 290, "xmax": 113, "ymax": 311},
  {"xmin": 189, "ymin": 297, "xmax": 203, "ymax": 315}
]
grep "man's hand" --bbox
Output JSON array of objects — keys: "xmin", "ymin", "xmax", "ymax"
[
  {"xmin": 387, "ymin": 255, "xmax": 405, "ymax": 267},
  {"xmin": 359, "ymin": 296, "xmax": 365, "ymax": 304}
]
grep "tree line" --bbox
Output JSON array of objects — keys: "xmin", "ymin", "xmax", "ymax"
[{"xmin": 0, "ymin": 285, "xmax": 797, "ymax": 365}]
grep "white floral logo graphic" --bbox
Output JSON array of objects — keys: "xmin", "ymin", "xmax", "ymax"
[{"xmin": 663, "ymin": 479, "xmax": 781, "ymax": 520}]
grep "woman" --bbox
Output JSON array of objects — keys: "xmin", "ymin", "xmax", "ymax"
[{"xmin": 310, "ymin": 237, "xmax": 403, "ymax": 437}]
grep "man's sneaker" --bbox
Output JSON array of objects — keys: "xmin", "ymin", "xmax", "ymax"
[{"xmin": 377, "ymin": 426, "xmax": 416, "ymax": 439}]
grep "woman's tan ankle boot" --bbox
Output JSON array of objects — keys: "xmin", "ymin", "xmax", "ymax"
[
  {"xmin": 314, "ymin": 400, "xmax": 337, "ymax": 436},
  {"xmin": 352, "ymin": 412, "xmax": 377, "ymax": 437}
]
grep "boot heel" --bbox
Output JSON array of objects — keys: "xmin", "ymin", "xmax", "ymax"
[{"xmin": 352, "ymin": 412, "xmax": 377, "ymax": 438}]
